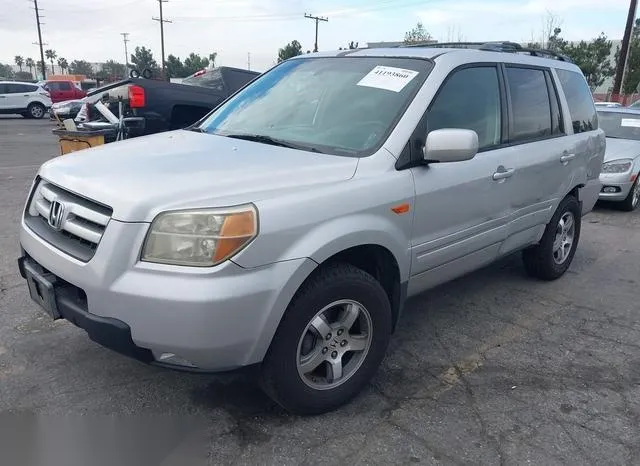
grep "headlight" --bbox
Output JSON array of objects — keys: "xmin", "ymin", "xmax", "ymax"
[
  {"xmin": 602, "ymin": 159, "xmax": 633, "ymax": 174},
  {"xmin": 141, "ymin": 205, "xmax": 258, "ymax": 267}
]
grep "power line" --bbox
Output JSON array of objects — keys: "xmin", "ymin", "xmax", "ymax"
[
  {"xmin": 304, "ymin": 13, "xmax": 328, "ymax": 52},
  {"xmin": 31, "ymin": 0, "xmax": 47, "ymax": 79},
  {"xmin": 121, "ymin": 32, "xmax": 130, "ymax": 78},
  {"xmin": 152, "ymin": 0, "xmax": 172, "ymax": 80}
]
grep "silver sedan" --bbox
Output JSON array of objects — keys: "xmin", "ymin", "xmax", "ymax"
[{"xmin": 596, "ymin": 108, "xmax": 640, "ymax": 211}]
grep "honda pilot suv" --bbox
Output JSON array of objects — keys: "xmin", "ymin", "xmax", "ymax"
[{"xmin": 18, "ymin": 43, "xmax": 604, "ymax": 414}]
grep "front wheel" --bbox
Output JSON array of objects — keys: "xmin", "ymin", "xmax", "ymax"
[
  {"xmin": 261, "ymin": 263, "xmax": 392, "ymax": 415},
  {"xmin": 522, "ymin": 195, "xmax": 581, "ymax": 280},
  {"xmin": 620, "ymin": 177, "xmax": 640, "ymax": 212}
]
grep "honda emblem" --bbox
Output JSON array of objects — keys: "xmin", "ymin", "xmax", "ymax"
[{"xmin": 48, "ymin": 200, "xmax": 66, "ymax": 230}]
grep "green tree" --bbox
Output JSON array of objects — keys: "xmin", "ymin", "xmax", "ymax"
[
  {"xmin": 183, "ymin": 53, "xmax": 210, "ymax": 76},
  {"xmin": 102, "ymin": 60, "xmax": 126, "ymax": 79},
  {"xmin": 564, "ymin": 33, "xmax": 614, "ymax": 90},
  {"xmin": 404, "ymin": 21, "xmax": 431, "ymax": 44},
  {"xmin": 208, "ymin": 52, "xmax": 217, "ymax": 67},
  {"xmin": 130, "ymin": 46, "xmax": 159, "ymax": 73},
  {"xmin": 547, "ymin": 28, "xmax": 568, "ymax": 52},
  {"xmin": 57, "ymin": 57, "xmax": 68, "ymax": 74},
  {"xmin": 25, "ymin": 58, "xmax": 35, "ymax": 78},
  {"xmin": 45, "ymin": 49, "xmax": 57, "ymax": 74},
  {"xmin": 69, "ymin": 59, "xmax": 94, "ymax": 76},
  {"xmin": 0, "ymin": 63, "xmax": 14, "ymax": 79},
  {"xmin": 616, "ymin": 18, "xmax": 640, "ymax": 94},
  {"xmin": 14, "ymin": 55, "xmax": 24, "ymax": 72},
  {"xmin": 165, "ymin": 54, "xmax": 185, "ymax": 78},
  {"xmin": 277, "ymin": 40, "xmax": 303, "ymax": 63}
]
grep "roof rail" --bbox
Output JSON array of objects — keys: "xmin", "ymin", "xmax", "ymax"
[{"xmin": 399, "ymin": 41, "xmax": 574, "ymax": 63}]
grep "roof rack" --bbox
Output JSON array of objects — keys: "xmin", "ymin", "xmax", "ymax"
[{"xmin": 398, "ymin": 41, "xmax": 573, "ymax": 63}]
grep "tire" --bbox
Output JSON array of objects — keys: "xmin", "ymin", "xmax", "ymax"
[
  {"xmin": 522, "ymin": 195, "xmax": 581, "ymax": 281},
  {"xmin": 260, "ymin": 263, "xmax": 392, "ymax": 415},
  {"xmin": 27, "ymin": 103, "xmax": 46, "ymax": 119},
  {"xmin": 620, "ymin": 177, "xmax": 640, "ymax": 212}
]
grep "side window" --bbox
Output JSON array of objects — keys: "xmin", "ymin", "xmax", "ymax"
[
  {"xmin": 0, "ymin": 84, "xmax": 7, "ymax": 94},
  {"xmin": 4, "ymin": 84, "xmax": 20, "ymax": 94},
  {"xmin": 555, "ymin": 69, "xmax": 597, "ymax": 133},
  {"xmin": 505, "ymin": 67, "xmax": 553, "ymax": 142},
  {"xmin": 60, "ymin": 81, "xmax": 72, "ymax": 90},
  {"xmin": 428, "ymin": 66, "xmax": 502, "ymax": 150},
  {"xmin": 24, "ymin": 85, "xmax": 39, "ymax": 93}
]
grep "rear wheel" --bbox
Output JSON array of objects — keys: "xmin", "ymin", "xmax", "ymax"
[
  {"xmin": 620, "ymin": 177, "xmax": 640, "ymax": 212},
  {"xmin": 261, "ymin": 263, "xmax": 392, "ymax": 415},
  {"xmin": 27, "ymin": 102, "xmax": 46, "ymax": 119},
  {"xmin": 522, "ymin": 195, "xmax": 581, "ymax": 280}
]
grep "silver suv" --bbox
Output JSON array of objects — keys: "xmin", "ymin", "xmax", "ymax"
[{"xmin": 18, "ymin": 43, "xmax": 605, "ymax": 414}]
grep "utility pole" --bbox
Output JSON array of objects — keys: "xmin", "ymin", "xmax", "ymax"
[
  {"xmin": 304, "ymin": 13, "xmax": 328, "ymax": 52},
  {"xmin": 152, "ymin": 0, "xmax": 171, "ymax": 80},
  {"xmin": 121, "ymin": 32, "xmax": 130, "ymax": 77},
  {"xmin": 247, "ymin": 52, "xmax": 251, "ymax": 71},
  {"xmin": 32, "ymin": 0, "xmax": 47, "ymax": 80},
  {"xmin": 612, "ymin": 0, "xmax": 638, "ymax": 97}
]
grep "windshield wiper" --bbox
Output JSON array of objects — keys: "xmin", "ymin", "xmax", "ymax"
[{"xmin": 225, "ymin": 133, "xmax": 323, "ymax": 153}]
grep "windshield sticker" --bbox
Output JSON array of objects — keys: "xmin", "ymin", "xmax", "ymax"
[
  {"xmin": 357, "ymin": 66, "xmax": 419, "ymax": 92},
  {"xmin": 620, "ymin": 118, "xmax": 640, "ymax": 128}
]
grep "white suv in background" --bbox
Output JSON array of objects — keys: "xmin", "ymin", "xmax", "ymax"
[{"xmin": 0, "ymin": 81, "xmax": 52, "ymax": 119}]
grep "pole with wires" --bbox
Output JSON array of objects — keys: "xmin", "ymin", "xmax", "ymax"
[
  {"xmin": 152, "ymin": 0, "xmax": 172, "ymax": 80},
  {"xmin": 304, "ymin": 13, "xmax": 328, "ymax": 52},
  {"xmin": 121, "ymin": 32, "xmax": 130, "ymax": 78},
  {"xmin": 32, "ymin": 0, "xmax": 47, "ymax": 80}
]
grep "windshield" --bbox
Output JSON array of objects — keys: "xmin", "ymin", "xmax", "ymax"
[
  {"xmin": 198, "ymin": 57, "xmax": 431, "ymax": 156},
  {"xmin": 597, "ymin": 111, "xmax": 640, "ymax": 140},
  {"xmin": 182, "ymin": 69, "xmax": 225, "ymax": 91}
]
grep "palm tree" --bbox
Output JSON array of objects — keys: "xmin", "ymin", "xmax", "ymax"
[
  {"xmin": 25, "ymin": 58, "xmax": 35, "ymax": 78},
  {"xmin": 208, "ymin": 52, "xmax": 217, "ymax": 68},
  {"xmin": 14, "ymin": 56, "xmax": 24, "ymax": 72},
  {"xmin": 45, "ymin": 49, "xmax": 57, "ymax": 74},
  {"xmin": 57, "ymin": 57, "xmax": 68, "ymax": 74}
]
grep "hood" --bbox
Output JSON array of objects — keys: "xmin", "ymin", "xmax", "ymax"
[
  {"xmin": 39, "ymin": 130, "xmax": 358, "ymax": 222},
  {"xmin": 604, "ymin": 137, "xmax": 640, "ymax": 162}
]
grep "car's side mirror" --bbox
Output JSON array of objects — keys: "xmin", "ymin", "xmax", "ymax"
[{"xmin": 423, "ymin": 129, "xmax": 479, "ymax": 163}]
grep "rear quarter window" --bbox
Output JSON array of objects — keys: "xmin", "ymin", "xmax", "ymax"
[
  {"xmin": 505, "ymin": 67, "xmax": 553, "ymax": 142},
  {"xmin": 555, "ymin": 69, "xmax": 597, "ymax": 134}
]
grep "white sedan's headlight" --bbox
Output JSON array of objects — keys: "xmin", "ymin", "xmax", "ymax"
[
  {"xmin": 141, "ymin": 205, "xmax": 258, "ymax": 267},
  {"xmin": 602, "ymin": 159, "xmax": 633, "ymax": 174}
]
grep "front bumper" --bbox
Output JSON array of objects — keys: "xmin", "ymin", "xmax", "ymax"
[
  {"xmin": 598, "ymin": 172, "xmax": 635, "ymax": 201},
  {"xmin": 19, "ymin": 218, "xmax": 316, "ymax": 372}
]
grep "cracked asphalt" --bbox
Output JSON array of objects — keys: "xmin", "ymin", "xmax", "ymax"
[{"xmin": 1, "ymin": 116, "xmax": 639, "ymax": 465}]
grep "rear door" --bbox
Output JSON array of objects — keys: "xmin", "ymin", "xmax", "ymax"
[
  {"xmin": 498, "ymin": 64, "xmax": 572, "ymax": 252},
  {"xmin": 2, "ymin": 83, "xmax": 27, "ymax": 109}
]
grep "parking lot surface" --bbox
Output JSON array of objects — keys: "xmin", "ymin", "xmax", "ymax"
[{"xmin": 1, "ymin": 116, "xmax": 639, "ymax": 465}]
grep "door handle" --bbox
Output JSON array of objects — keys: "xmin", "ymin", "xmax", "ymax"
[
  {"xmin": 0, "ymin": 96, "xmax": 6, "ymax": 98},
  {"xmin": 560, "ymin": 153, "xmax": 576, "ymax": 164},
  {"xmin": 492, "ymin": 168, "xmax": 514, "ymax": 181},
  {"xmin": 23, "ymin": 94, "xmax": 30, "ymax": 97}
]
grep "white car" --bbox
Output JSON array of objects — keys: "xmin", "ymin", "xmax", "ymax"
[{"xmin": 0, "ymin": 81, "xmax": 52, "ymax": 119}]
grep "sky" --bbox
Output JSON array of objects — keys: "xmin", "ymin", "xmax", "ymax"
[{"xmin": 0, "ymin": 0, "xmax": 634, "ymax": 73}]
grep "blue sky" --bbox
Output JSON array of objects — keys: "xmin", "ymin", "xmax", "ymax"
[{"xmin": 0, "ymin": 0, "xmax": 633, "ymax": 72}]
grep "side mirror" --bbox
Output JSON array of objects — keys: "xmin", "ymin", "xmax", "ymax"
[{"xmin": 423, "ymin": 129, "xmax": 479, "ymax": 163}]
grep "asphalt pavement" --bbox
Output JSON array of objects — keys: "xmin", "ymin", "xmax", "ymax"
[{"xmin": 1, "ymin": 115, "xmax": 639, "ymax": 466}]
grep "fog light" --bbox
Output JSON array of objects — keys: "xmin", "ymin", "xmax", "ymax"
[
  {"xmin": 602, "ymin": 186, "xmax": 619, "ymax": 193},
  {"xmin": 155, "ymin": 352, "xmax": 197, "ymax": 368}
]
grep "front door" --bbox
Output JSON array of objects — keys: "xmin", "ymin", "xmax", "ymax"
[{"xmin": 408, "ymin": 64, "xmax": 513, "ymax": 295}]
